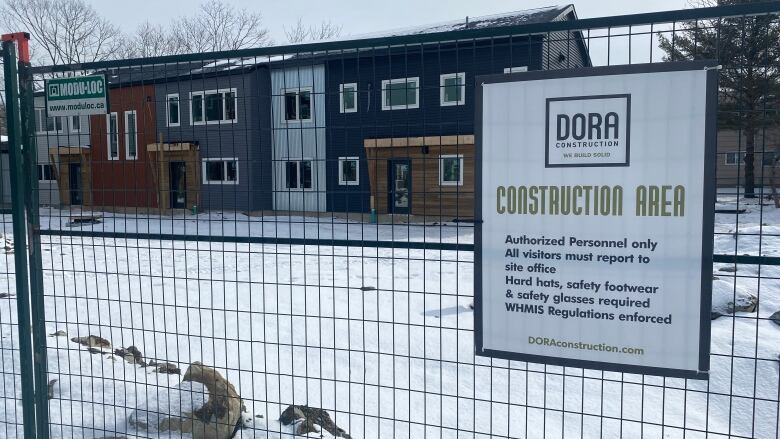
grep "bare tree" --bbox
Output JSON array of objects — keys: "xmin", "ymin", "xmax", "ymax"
[
  {"xmin": 285, "ymin": 18, "xmax": 343, "ymax": 43},
  {"xmin": 170, "ymin": 1, "xmax": 272, "ymax": 54},
  {"xmin": 0, "ymin": 0, "xmax": 123, "ymax": 65},
  {"xmin": 121, "ymin": 21, "xmax": 179, "ymax": 59}
]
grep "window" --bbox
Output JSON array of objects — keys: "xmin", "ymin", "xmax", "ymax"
[
  {"xmin": 440, "ymin": 73, "xmax": 465, "ymax": 106},
  {"xmin": 439, "ymin": 154, "xmax": 464, "ymax": 186},
  {"xmin": 338, "ymin": 157, "xmax": 359, "ymax": 185},
  {"xmin": 504, "ymin": 66, "xmax": 528, "ymax": 73},
  {"xmin": 202, "ymin": 158, "xmax": 238, "ymax": 184},
  {"xmin": 724, "ymin": 152, "xmax": 741, "ymax": 165},
  {"xmin": 284, "ymin": 160, "xmax": 313, "ymax": 189},
  {"xmin": 190, "ymin": 89, "xmax": 237, "ymax": 125},
  {"xmin": 124, "ymin": 110, "xmax": 138, "ymax": 160},
  {"xmin": 37, "ymin": 164, "xmax": 56, "ymax": 181},
  {"xmin": 340, "ymin": 83, "xmax": 357, "ymax": 113},
  {"xmin": 283, "ymin": 88, "xmax": 312, "ymax": 121},
  {"xmin": 35, "ymin": 109, "xmax": 63, "ymax": 133},
  {"xmin": 192, "ymin": 94, "xmax": 204, "ymax": 123},
  {"xmin": 107, "ymin": 112, "xmax": 119, "ymax": 160},
  {"xmin": 167, "ymin": 94, "xmax": 180, "ymax": 126},
  {"xmin": 70, "ymin": 116, "xmax": 81, "ymax": 133},
  {"xmin": 381, "ymin": 77, "xmax": 419, "ymax": 110},
  {"xmin": 725, "ymin": 151, "xmax": 777, "ymax": 166}
]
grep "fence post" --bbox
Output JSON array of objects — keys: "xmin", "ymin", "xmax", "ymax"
[
  {"xmin": 2, "ymin": 36, "xmax": 39, "ymax": 439},
  {"xmin": 18, "ymin": 35, "xmax": 50, "ymax": 438}
]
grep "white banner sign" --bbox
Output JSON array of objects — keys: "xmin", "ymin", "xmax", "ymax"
[
  {"xmin": 476, "ymin": 63, "xmax": 716, "ymax": 379},
  {"xmin": 45, "ymin": 75, "xmax": 108, "ymax": 117}
]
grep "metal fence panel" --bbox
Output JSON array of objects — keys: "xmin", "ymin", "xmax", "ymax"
[{"xmin": 0, "ymin": 2, "xmax": 779, "ymax": 438}]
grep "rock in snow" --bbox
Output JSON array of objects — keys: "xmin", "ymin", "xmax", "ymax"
[
  {"xmin": 71, "ymin": 335, "xmax": 111, "ymax": 350},
  {"xmin": 711, "ymin": 278, "xmax": 759, "ymax": 319},
  {"xmin": 128, "ymin": 381, "xmax": 208, "ymax": 432},
  {"xmin": 771, "ymin": 311, "xmax": 780, "ymax": 327},
  {"xmin": 114, "ymin": 345, "xmax": 145, "ymax": 366},
  {"xmin": 279, "ymin": 405, "xmax": 351, "ymax": 438},
  {"xmin": 129, "ymin": 362, "xmax": 243, "ymax": 439}
]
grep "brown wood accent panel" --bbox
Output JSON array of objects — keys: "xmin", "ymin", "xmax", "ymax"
[
  {"xmin": 365, "ymin": 135, "xmax": 475, "ymax": 149},
  {"xmin": 148, "ymin": 148, "xmax": 200, "ymax": 211},
  {"xmin": 365, "ymin": 142, "xmax": 475, "ymax": 219},
  {"xmin": 55, "ymin": 152, "xmax": 92, "ymax": 206}
]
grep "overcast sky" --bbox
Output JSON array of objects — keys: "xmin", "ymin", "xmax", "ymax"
[{"xmin": 90, "ymin": 0, "xmax": 689, "ymax": 44}]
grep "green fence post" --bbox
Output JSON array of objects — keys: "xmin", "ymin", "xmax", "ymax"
[
  {"xmin": 19, "ymin": 49, "xmax": 50, "ymax": 439},
  {"xmin": 2, "ymin": 38, "xmax": 38, "ymax": 439}
]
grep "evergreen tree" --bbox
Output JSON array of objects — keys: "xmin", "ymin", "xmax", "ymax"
[{"xmin": 658, "ymin": 0, "xmax": 780, "ymax": 197}]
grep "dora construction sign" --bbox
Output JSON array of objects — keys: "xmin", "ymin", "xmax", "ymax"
[{"xmin": 475, "ymin": 62, "xmax": 718, "ymax": 379}]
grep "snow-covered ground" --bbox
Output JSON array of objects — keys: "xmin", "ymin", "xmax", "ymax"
[
  {"xmin": 0, "ymin": 195, "xmax": 778, "ymax": 438},
  {"xmin": 36, "ymin": 208, "xmax": 475, "ymax": 245}
]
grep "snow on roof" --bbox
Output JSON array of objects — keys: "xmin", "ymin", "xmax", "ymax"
[{"xmin": 292, "ymin": 5, "xmax": 573, "ymax": 45}]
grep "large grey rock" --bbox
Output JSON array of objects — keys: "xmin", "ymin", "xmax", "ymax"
[
  {"xmin": 771, "ymin": 311, "xmax": 780, "ymax": 327},
  {"xmin": 128, "ymin": 362, "xmax": 242, "ymax": 439}
]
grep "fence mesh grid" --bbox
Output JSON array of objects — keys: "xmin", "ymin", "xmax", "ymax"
[{"xmin": 0, "ymin": 4, "xmax": 779, "ymax": 438}]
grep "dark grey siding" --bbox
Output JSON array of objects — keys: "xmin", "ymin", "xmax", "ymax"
[
  {"xmin": 324, "ymin": 37, "xmax": 546, "ymax": 213},
  {"xmin": 154, "ymin": 67, "xmax": 272, "ymax": 211},
  {"xmin": 541, "ymin": 11, "xmax": 591, "ymax": 70}
]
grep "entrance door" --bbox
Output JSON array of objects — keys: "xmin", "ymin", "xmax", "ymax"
[
  {"xmin": 69, "ymin": 163, "xmax": 82, "ymax": 206},
  {"xmin": 169, "ymin": 161, "xmax": 187, "ymax": 209},
  {"xmin": 388, "ymin": 159, "xmax": 411, "ymax": 214}
]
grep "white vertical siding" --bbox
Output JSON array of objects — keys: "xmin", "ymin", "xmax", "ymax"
[{"xmin": 270, "ymin": 65, "xmax": 327, "ymax": 212}]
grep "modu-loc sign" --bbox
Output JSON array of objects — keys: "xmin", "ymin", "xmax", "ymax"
[
  {"xmin": 45, "ymin": 75, "xmax": 108, "ymax": 117},
  {"xmin": 475, "ymin": 62, "xmax": 717, "ymax": 379}
]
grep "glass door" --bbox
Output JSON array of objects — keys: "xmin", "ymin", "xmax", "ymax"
[
  {"xmin": 169, "ymin": 161, "xmax": 187, "ymax": 209},
  {"xmin": 69, "ymin": 163, "xmax": 82, "ymax": 206},
  {"xmin": 388, "ymin": 159, "xmax": 411, "ymax": 214}
]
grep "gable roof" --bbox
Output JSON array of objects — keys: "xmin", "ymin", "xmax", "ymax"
[{"xmin": 308, "ymin": 5, "xmax": 575, "ymax": 44}]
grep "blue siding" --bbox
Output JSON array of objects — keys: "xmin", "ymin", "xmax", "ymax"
[
  {"xmin": 154, "ymin": 67, "xmax": 273, "ymax": 212},
  {"xmin": 324, "ymin": 37, "xmax": 547, "ymax": 212}
]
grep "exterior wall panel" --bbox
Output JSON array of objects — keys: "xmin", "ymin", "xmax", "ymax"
[
  {"xmin": 154, "ymin": 68, "xmax": 272, "ymax": 212},
  {"xmin": 34, "ymin": 95, "xmax": 91, "ymax": 206},
  {"xmin": 89, "ymin": 85, "xmax": 158, "ymax": 208},
  {"xmin": 271, "ymin": 65, "xmax": 327, "ymax": 212}
]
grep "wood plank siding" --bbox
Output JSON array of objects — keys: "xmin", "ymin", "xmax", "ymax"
[{"xmin": 365, "ymin": 136, "xmax": 475, "ymax": 219}]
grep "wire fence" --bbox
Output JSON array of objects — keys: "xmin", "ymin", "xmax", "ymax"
[{"xmin": 0, "ymin": 2, "xmax": 779, "ymax": 438}]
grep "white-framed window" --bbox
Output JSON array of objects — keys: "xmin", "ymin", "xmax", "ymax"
[
  {"xmin": 107, "ymin": 112, "xmax": 119, "ymax": 160},
  {"xmin": 381, "ymin": 77, "xmax": 419, "ymax": 110},
  {"xmin": 504, "ymin": 66, "xmax": 528, "ymax": 73},
  {"xmin": 166, "ymin": 93, "xmax": 180, "ymax": 127},
  {"xmin": 35, "ymin": 108, "xmax": 63, "ymax": 134},
  {"xmin": 37, "ymin": 164, "xmax": 56, "ymax": 181},
  {"xmin": 338, "ymin": 157, "xmax": 359, "ymax": 185},
  {"xmin": 439, "ymin": 154, "xmax": 464, "ymax": 186},
  {"xmin": 70, "ymin": 116, "xmax": 81, "ymax": 133},
  {"xmin": 190, "ymin": 88, "xmax": 237, "ymax": 125},
  {"xmin": 724, "ymin": 152, "xmax": 741, "ymax": 165},
  {"xmin": 124, "ymin": 110, "xmax": 138, "ymax": 160},
  {"xmin": 283, "ymin": 88, "xmax": 312, "ymax": 122},
  {"xmin": 339, "ymin": 83, "xmax": 357, "ymax": 113},
  {"xmin": 440, "ymin": 73, "xmax": 465, "ymax": 106},
  {"xmin": 284, "ymin": 159, "xmax": 313, "ymax": 190},
  {"xmin": 202, "ymin": 158, "xmax": 239, "ymax": 185}
]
